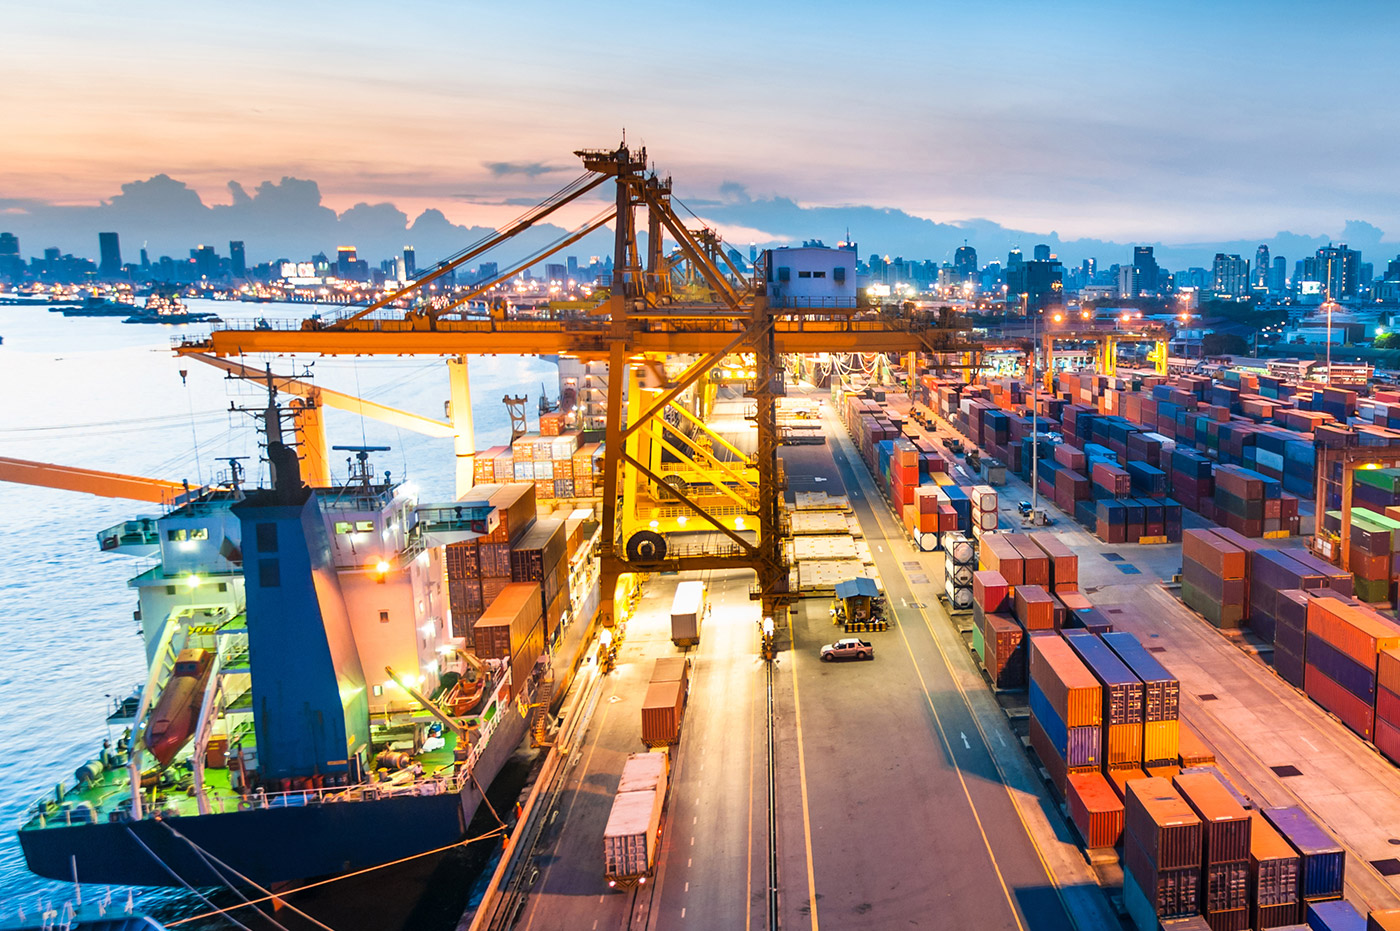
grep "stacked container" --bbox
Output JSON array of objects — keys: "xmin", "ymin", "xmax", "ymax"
[
  {"xmin": 1181, "ymin": 528, "xmax": 1249, "ymax": 628},
  {"xmin": 1174, "ymin": 771, "xmax": 1252, "ymax": 931},
  {"xmin": 1028, "ymin": 635, "xmax": 1102, "ymax": 794},
  {"xmin": 970, "ymin": 484, "xmax": 999, "ymax": 537},
  {"xmin": 1103, "ymin": 631, "xmax": 1182, "ymax": 769},
  {"xmin": 1306, "ymin": 597, "xmax": 1400, "ymax": 741},
  {"xmin": 1249, "ymin": 811, "xmax": 1303, "ymax": 929},
  {"xmin": 944, "ymin": 531, "xmax": 976, "ymax": 613},
  {"xmin": 1029, "ymin": 531, "xmax": 1078, "ymax": 592},
  {"xmin": 1123, "ymin": 778, "xmax": 1205, "ymax": 931},
  {"xmin": 1321, "ymin": 507, "xmax": 1400, "ymax": 603},
  {"xmin": 1067, "ymin": 772, "xmax": 1124, "ymax": 849},
  {"xmin": 1261, "ymin": 807, "xmax": 1345, "ymax": 908},
  {"xmin": 1064, "ymin": 630, "xmax": 1145, "ymax": 770}
]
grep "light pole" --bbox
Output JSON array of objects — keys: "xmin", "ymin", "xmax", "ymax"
[
  {"xmin": 1324, "ymin": 299, "xmax": 1336, "ymax": 385},
  {"xmin": 1031, "ymin": 306, "xmax": 1038, "ymax": 516}
]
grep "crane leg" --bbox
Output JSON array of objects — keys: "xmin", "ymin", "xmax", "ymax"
[{"xmin": 448, "ymin": 356, "xmax": 476, "ymax": 498}]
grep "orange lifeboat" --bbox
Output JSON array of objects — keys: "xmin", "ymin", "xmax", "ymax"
[{"xmin": 146, "ymin": 648, "xmax": 214, "ymax": 768}]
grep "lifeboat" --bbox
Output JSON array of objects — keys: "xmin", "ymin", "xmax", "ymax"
[{"xmin": 145, "ymin": 648, "xmax": 213, "ymax": 768}]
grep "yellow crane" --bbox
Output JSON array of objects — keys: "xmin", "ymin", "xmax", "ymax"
[{"xmin": 176, "ymin": 142, "xmax": 979, "ymax": 635}]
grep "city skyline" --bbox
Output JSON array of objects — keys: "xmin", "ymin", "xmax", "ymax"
[{"xmin": 3, "ymin": 1, "xmax": 1399, "ymax": 246}]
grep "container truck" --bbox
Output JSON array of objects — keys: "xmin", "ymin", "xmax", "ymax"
[
  {"xmin": 604, "ymin": 750, "xmax": 669, "ymax": 889},
  {"xmin": 670, "ymin": 580, "xmax": 706, "ymax": 646}
]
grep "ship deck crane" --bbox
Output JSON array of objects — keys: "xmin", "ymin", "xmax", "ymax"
[{"xmin": 176, "ymin": 142, "xmax": 980, "ymax": 632}]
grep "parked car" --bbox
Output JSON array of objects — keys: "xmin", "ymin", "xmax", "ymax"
[{"xmin": 820, "ymin": 638, "xmax": 874, "ymax": 661}]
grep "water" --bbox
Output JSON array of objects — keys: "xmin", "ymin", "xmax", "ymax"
[{"xmin": 0, "ymin": 298, "xmax": 557, "ymax": 920}]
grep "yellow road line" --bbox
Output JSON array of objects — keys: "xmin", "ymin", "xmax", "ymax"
[
  {"xmin": 747, "ymin": 644, "xmax": 755, "ymax": 931},
  {"xmin": 788, "ymin": 612, "xmax": 820, "ymax": 931}
]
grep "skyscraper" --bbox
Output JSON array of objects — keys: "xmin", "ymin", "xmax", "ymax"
[
  {"xmin": 953, "ymin": 244, "xmax": 977, "ymax": 282},
  {"xmin": 98, "ymin": 232, "xmax": 122, "ymax": 277},
  {"xmin": 1270, "ymin": 255, "xmax": 1287, "ymax": 293},
  {"xmin": 193, "ymin": 244, "xmax": 218, "ymax": 279},
  {"xmin": 403, "ymin": 246, "xmax": 416, "ymax": 278},
  {"xmin": 1033, "ymin": 244, "xmax": 1051, "ymax": 262},
  {"xmin": 1212, "ymin": 253, "xmax": 1249, "ymax": 299},
  {"xmin": 1254, "ymin": 244, "xmax": 1270, "ymax": 289},
  {"xmin": 1133, "ymin": 246, "xmax": 1159, "ymax": 294},
  {"xmin": 1316, "ymin": 243, "xmax": 1360, "ymax": 299},
  {"xmin": 0, "ymin": 232, "xmax": 20, "ymax": 280},
  {"xmin": 337, "ymin": 246, "xmax": 358, "ymax": 279},
  {"xmin": 229, "ymin": 241, "xmax": 246, "ymax": 278}
]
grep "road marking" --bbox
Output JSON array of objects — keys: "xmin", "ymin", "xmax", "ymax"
[
  {"xmin": 997, "ymin": 732, "xmax": 1006, "ymax": 747},
  {"xmin": 693, "ymin": 815, "xmax": 697, "ymax": 824},
  {"xmin": 961, "ymin": 732, "xmax": 971, "ymax": 749},
  {"xmin": 1301, "ymin": 736, "xmax": 1318, "ymax": 752},
  {"xmin": 691, "ymin": 836, "xmax": 695, "ymax": 846},
  {"xmin": 688, "ymin": 858, "xmax": 692, "ymax": 868},
  {"xmin": 788, "ymin": 612, "xmax": 821, "ymax": 931},
  {"xmin": 685, "ymin": 881, "xmax": 690, "ymax": 892},
  {"xmin": 593, "ymin": 921, "xmax": 598, "ymax": 929},
  {"xmin": 877, "ymin": 544, "xmax": 884, "ymax": 552},
  {"xmin": 681, "ymin": 908, "xmax": 686, "ymax": 918}
]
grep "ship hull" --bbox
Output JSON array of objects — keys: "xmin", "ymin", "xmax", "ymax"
[{"xmin": 20, "ymin": 696, "xmax": 530, "ymax": 888}]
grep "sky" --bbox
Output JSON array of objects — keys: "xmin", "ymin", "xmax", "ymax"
[{"xmin": 2, "ymin": 0, "xmax": 1399, "ymax": 255}]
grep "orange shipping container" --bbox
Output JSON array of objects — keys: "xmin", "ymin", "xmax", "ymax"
[
  {"xmin": 1004, "ymin": 533, "xmax": 1050, "ymax": 587},
  {"xmin": 641, "ymin": 678, "xmax": 686, "ymax": 747},
  {"xmin": 473, "ymin": 582, "xmax": 543, "ymax": 661},
  {"xmin": 1307, "ymin": 597, "xmax": 1400, "ymax": 667},
  {"xmin": 1177, "ymin": 722, "xmax": 1215, "ymax": 767},
  {"xmin": 1028, "ymin": 531, "xmax": 1079, "ymax": 591},
  {"xmin": 1380, "ymin": 648, "xmax": 1400, "ymax": 697},
  {"xmin": 1014, "ymin": 585, "xmax": 1057, "ymax": 631},
  {"xmin": 1182, "ymin": 528, "xmax": 1247, "ymax": 579},
  {"xmin": 1029, "ymin": 634, "xmax": 1102, "ymax": 726},
  {"xmin": 1106, "ymin": 722, "xmax": 1145, "ymax": 769},
  {"xmin": 1108, "ymin": 767, "xmax": 1150, "ymax": 801}
]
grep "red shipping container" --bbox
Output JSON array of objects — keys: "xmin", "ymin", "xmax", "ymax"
[
  {"xmin": 980, "ymin": 534, "xmax": 1025, "ymax": 585},
  {"xmin": 1306, "ymin": 597, "xmax": 1400, "ymax": 667},
  {"xmin": 1028, "ymin": 532, "xmax": 1078, "ymax": 591},
  {"xmin": 1305, "ymin": 662, "xmax": 1375, "ymax": 741},
  {"xmin": 1005, "ymin": 533, "xmax": 1050, "ymax": 586},
  {"xmin": 1378, "ymin": 685, "xmax": 1400, "ymax": 726},
  {"xmin": 1376, "ymin": 715, "xmax": 1400, "ymax": 767},
  {"xmin": 1173, "ymin": 771, "xmax": 1252, "ymax": 864},
  {"xmin": 1380, "ymin": 648, "xmax": 1400, "ymax": 696},
  {"xmin": 1124, "ymin": 777, "xmax": 1204, "ymax": 870},
  {"xmin": 1067, "ymin": 772, "xmax": 1124, "ymax": 848},
  {"xmin": 1183, "ymin": 528, "xmax": 1247, "ymax": 579},
  {"xmin": 1108, "ymin": 768, "xmax": 1150, "ymax": 801},
  {"xmin": 1014, "ymin": 584, "xmax": 1057, "ymax": 631},
  {"xmin": 973, "ymin": 569, "xmax": 1009, "ymax": 613}
]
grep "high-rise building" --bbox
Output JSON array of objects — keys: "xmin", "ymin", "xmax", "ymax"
[
  {"xmin": 1254, "ymin": 244, "xmax": 1270, "ymax": 289},
  {"xmin": 1270, "ymin": 255, "xmax": 1287, "ymax": 293},
  {"xmin": 193, "ymin": 244, "xmax": 218, "ymax": 279},
  {"xmin": 0, "ymin": 232, "xmax": 21, "ymax": 280},
  {"xmin": 1007, "ymin": 256, "xmax": 1063, "ymax": 313},
  {"xmin": 1133, "ymin": 246, "xmax": 1159, "ymax": 294},
  {"xmin": 98, "ymin": 232, "xmax": 122, "ymax": 277},
  {"xmin": 953, "ymin": 244, "xmax": 977, "ymax": 282},
  {"xmin": 477, "ymin": 261, "xmax": 499, "ymax": 284},
  {"xmin": 1212, "ymin": 253, "xmax": 1250, "ymax": 299},
  {"xmin": 545, "ymin": 262, "xmax": 566, "ymax": 282},
  {"xmin": 1081, "ymin": 258, "xmax": 1096, "ymax": 283},
  {"xmin": 1316, "ymin": 243, "xmax": 1360, "ymax": 299},
  {"xmin": 567, "ymin": 256, "xmax": 580, "ymax": 278},
  {"xmin": 403, "ymin": 246, "xmax": 416, "ymax": 278},
  {"xmin": 1386, "ymin": 255, "xmax": 1400, "ymax": 281},
  {"xmin": 139, "ymin": 247, "xmax": 150, "ymax": 270},
  {"xmin": 229, "ymin": 241, "xmax": 246, "ymax": 278},
  {"xmin": 1118, "ymin": 265, "xmax": 1139, "ymax": 299},
  {"xmin": 1033, "ymin": 244, "xmax": 1051, "ymax": 262},
  {"xmin": 749, "ymin": 243, "xmax": 758, "ymax": 263}
]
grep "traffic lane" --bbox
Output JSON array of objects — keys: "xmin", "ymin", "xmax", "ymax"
[
  {"xmin": 829, "ymin": 439, "xmax": 1075, "ymax": 931},
  {"xmin": 655, "ymin": 571, "xmax": 766, "ymax": 930},
  {"xmin": 513, "ymin": 580, "xmax": 681, "ymax": 929},
  {"xmin": 776, "ymin": 597, "xmax": 1026, "ymax": 931}
]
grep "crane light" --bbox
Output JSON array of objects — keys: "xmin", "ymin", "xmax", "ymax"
[{"xmin": 184, "ymin": 574, "xmax": 202, "ymax": 590}]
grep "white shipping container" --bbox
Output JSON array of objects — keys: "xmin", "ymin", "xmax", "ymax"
[
  {"xmin": 970, "ymin": 485, "xmax": 998, "ymax": 512},
  {"xmin": 603, "ymin": 752, "xmax": 668, "ymax": 882},
  {"xmin": 670, "ymin": 580, "xmax": 706, "ymax": 644}
]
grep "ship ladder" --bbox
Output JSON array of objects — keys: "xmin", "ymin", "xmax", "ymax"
[{"xmin": 532, "ymin": 677, "xmax": 553, "ymax": 748}]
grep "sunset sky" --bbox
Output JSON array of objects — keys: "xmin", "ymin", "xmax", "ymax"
[{"xmin": 4, "ymin": 0, "xmax": 1398, "ymax": 244}]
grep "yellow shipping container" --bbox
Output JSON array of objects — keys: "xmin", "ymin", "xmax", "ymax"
[
  {"xmin": 1105, "ymin": 722, "xmax": 1144, "ymax": 768},
  {"xmin": 1142, "ymin": 719, "xmax": 1180, "ymax": 767},
  {"xmin": 934, "ymin": 473, "xmax": 955, "ymax": 487}
]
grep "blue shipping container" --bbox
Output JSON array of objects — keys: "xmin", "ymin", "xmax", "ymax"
[
  {"xmin": 1305, "ymin": 899, "xmax": 1365, "ymax": 931},
  {"xmin": 1263, "ymin": 807, "xmax": 1345, "ymax": 901}
]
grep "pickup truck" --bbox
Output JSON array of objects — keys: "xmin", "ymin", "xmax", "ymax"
[{"xmin": 820, "ymin": 638, "xmax": 874, "ymax": 661}]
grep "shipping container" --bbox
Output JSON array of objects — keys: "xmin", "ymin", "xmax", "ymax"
[
  {"xmin": 651, "ymin": 656, "xmax": 691, "ymax": 691},
  {"xmin": 670, "ymin": 580, "xmax": 706, "ymax": 646},
  {"xmin": 1104, "ymin": 632, "xmax": 1181, "ymax": 722},
  {"xmin": 982, "ymin": 612, "xmax": 1027, "ymax": 690},
  {"xmin": 1030, "ymin": 634, "xmax": 1103, "ymax": 726},
  {"xmin": 1125, "ymin": 777, "xmax": 1204, "ymax": 870},
  {"xmin": 603, "ymin": 752, "xmax": 668, "ymax": 885},
  {"xmin": 1251, "ymin": 812, "xmax": 1302, "ymax": 925},
  {"xmin": 473, "ymin": 582, "xmax": 543, "ymax": 661},
  {"xmin": 1109, "ymin": 767, "xmax": 1150, "ymax": 800},
  {"xmin": 1179, "ymin": 723, "xmax": 1216, "ymax": 767},
  {"xmin": 1174, "ymin": 770, "xmax": 1252, "ymax": 864},
  {"xmin": 1028, "ymin": 531, "xmax": 1079, "ymax": 591},
  {"xmin": 1067, "ymin": 771, "xmax": 1124, "ymax": 848},
  {"xmin": 1014, "ymin": 585, "xmax": 1057, "ymax": 631},
  {"xmin": 1262, "ymin": 807, "xmax": 1345, "ymax": 902},
  {"xmin": 1305, "ymin": 900, "xmax": 1366, "ymax": 931},
  {"xmin": 1369, "ymin": 909, "xmax": 1400, "ymax": 931},
  {"xmin": 640, "ymin": 678, "xmax": 686, "ymax": 747},
  {"xmin": 1123, "ymin": 852, "xmax": 1201, "ymax": 927}
]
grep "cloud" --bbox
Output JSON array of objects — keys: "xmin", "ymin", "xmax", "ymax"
[
  {"xmin": 450, "ymin": 194, "xmax": 545, "ymax": 206},
  {"xmin": 481, "ymin": 161, "xmax": 564, "ymax": 178}
]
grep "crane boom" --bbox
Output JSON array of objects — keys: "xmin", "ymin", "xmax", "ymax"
[{"xmin": 0, "ymin": 456, "xmax": 190, "ymax": 503}]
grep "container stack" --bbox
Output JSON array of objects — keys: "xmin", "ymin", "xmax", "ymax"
[
  {"xmin": 1305, "ymin": 596, "xmax": 1400, "ymax": 741},
  {"xmin": 445, "ymin": 483, "xmax": 538, "ymax": 641},
  {"xmin": 979, "ymin": 533, "xmax": 1024, "ymax": 585},
  {"xmin": 1170, "ymin": 448, "xmax": 1215, "ymax": 513},
  {"xmin": 1181, "ymin": 529, "xmax": 1249, "ymax": 629},
  {"xmin": 1174, "ymin": 771, "xmax": 1252, "ymax": 931},
  {"xmin": 472, "ymin": 581, "xmax": 545, "ymax": 701},
  {"xmin": 1248, "ymin": 811, "xmax": 1303, "ymax": 929},
  {"xmin": 1029, "ymin": 531, "xmax": 1078, "ymax": 592},
  {"xmin": 1213, "ymin": 465, "xmax": 1297, "ymax": 539},
  {"xmin": 1123, "ymin": 778, "xmax": 1204, "ymax": 931},
  {"xmin": 943, "ymin": 531, "xmax": 976, "ymax": 613},
  {"xmin": 1246, "ymin": 549, "xmax": 1351, "ymax": 645},
  {"xmin": 970, "ymin": 484, "xmax": 999, "ymax": 537},
  {"xmin": 1261, "ymin": 808, "xmax": 1345, "ymax": 912},
  {"xmin": 510, "ymin": 518, "xmax": 569, "ymax": 642},
  {"xmin": 971, "ymin": 569, "xmax": 1027, "ymax": 689},
  {"xmin": 1103, "ymin": 631, "xmax": 1182, "ymax": 770},
  {"xmin": 1028, "ymin": 635, "xmax": 1102, "ymax": 795},
  {"xmin": 1064, "ymin": 631, "xmax": 1144, "ymax": 773},
  {"xmin": 1321, "ymin": 507, "xmax": 1400, "ymax": 603}
]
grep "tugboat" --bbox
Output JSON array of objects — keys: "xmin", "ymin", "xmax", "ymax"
[
  {"xmin": 58, "ymin": 293, "xmax": 136, "ymax": 317},
  {"xmin": 16, "ymin": 386, "xmax": 549, "ymax": 890}
]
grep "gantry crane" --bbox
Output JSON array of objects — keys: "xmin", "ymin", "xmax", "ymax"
[{"xmin": 175, "ymin": 142, "xmax": 979, "ymax": 630}]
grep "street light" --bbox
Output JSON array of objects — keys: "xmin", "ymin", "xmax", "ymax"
[{"xmin": 1323, "ymin": 299, "xmax": 1338, "ymax": 384}]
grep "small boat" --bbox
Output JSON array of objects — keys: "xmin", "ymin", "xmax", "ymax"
[
  {"xmin": 58, "ymin": 295, "xmax": 134, "ymax": 317},
  {"xmin": 122, "ymin": 293, "xmax": 219, "ymax": 325},
  {"xmin": 145, "ymin": 648, "xmax": 213, "ymax": 768}
]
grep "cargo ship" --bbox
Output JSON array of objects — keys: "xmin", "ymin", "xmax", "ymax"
[{"xmin": 16, "ymin": 391, "xmax": 599, "ymax": 890}]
